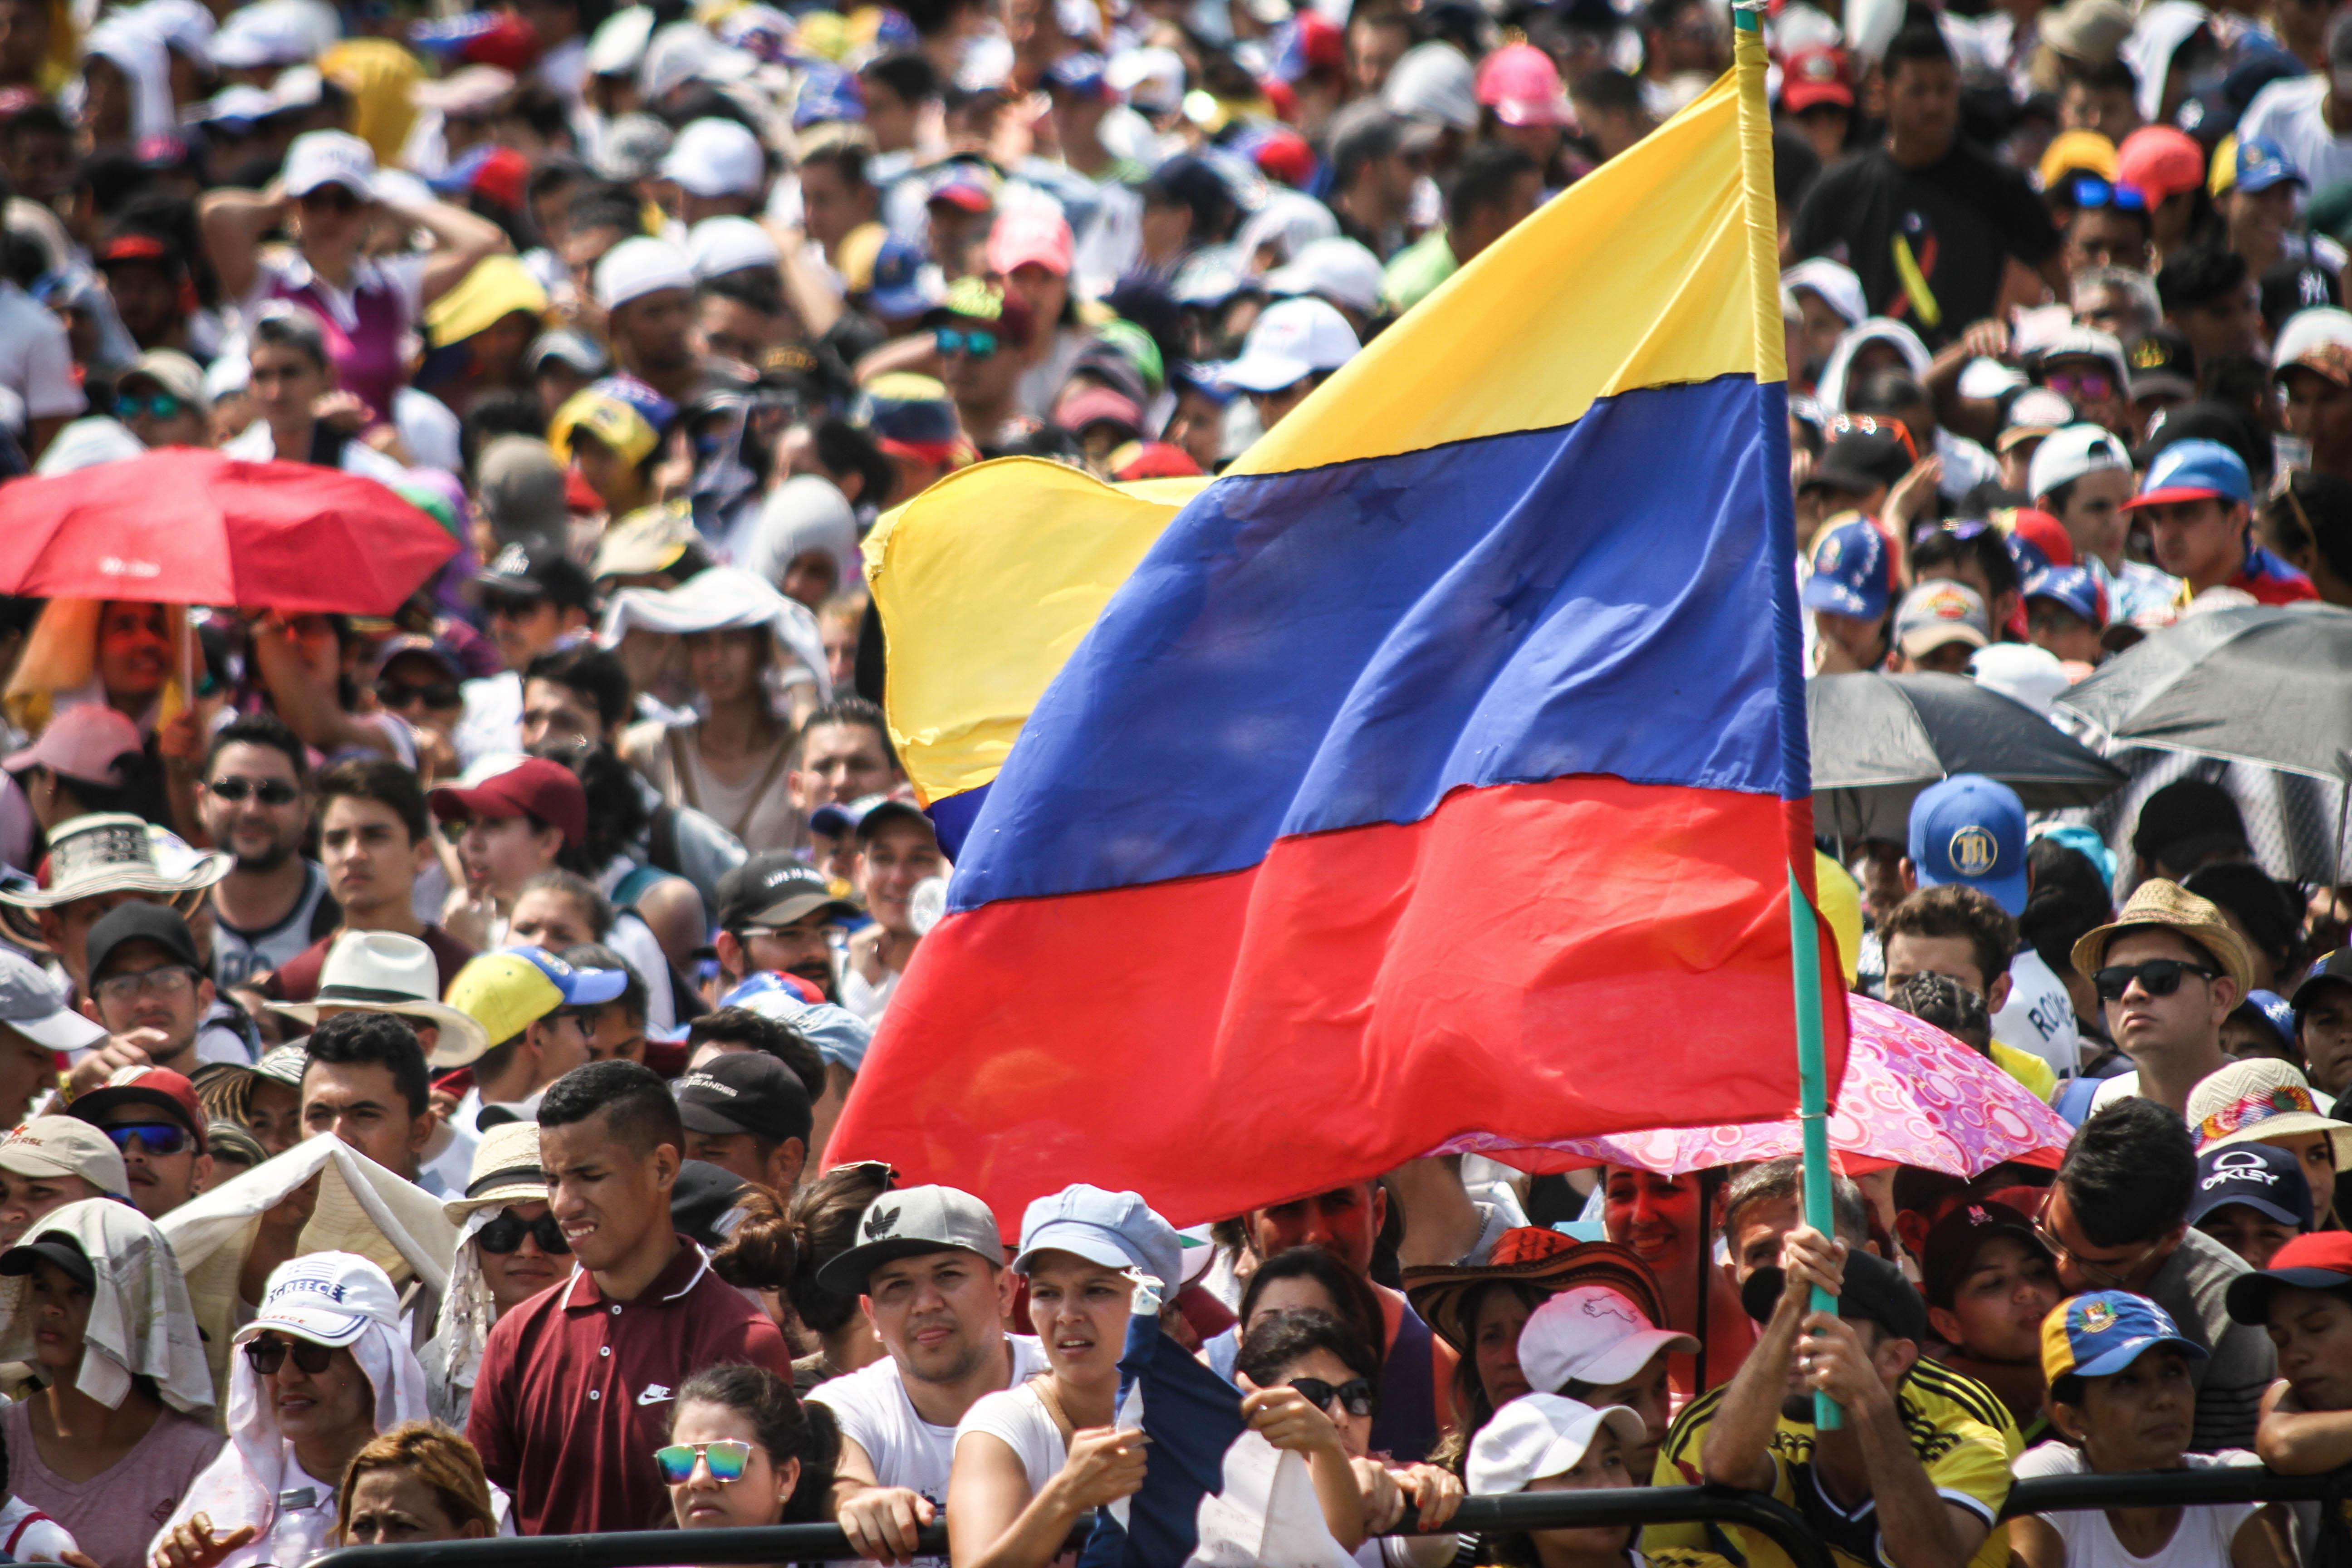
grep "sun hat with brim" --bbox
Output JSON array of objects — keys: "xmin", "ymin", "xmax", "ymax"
[
  {"xmin": 266, "ymin": 929, "xmax": 492, "ymax": 1068},
  {"xmin": 2226, "ymin": 1231, "xmax": 2352, "ymax": 1323},
  {"xmin": 0, "ymin": 812, "xmax": 229, "ymax": 919},
  {"xmin": 2187, "ymin": 1056, "xmax": 2352, "ymax": 1165},
  {"xmin": 230, "ymin": 1250, "xmax": 404, "ymax": 1349},
  {"xmin": 2071, "ymin": 877, "xmax": 2258, "ymax": 997},
  {"xmin": 1466, "ymin": 1394, "xmax": 1646, "ymax": 1496},
  {"xmin": 0, "ymin": 1232, "xmax": 92, "ymax": 1289},
  {"xmin": 1404, "ymin": 1232, "xmax": 1664, "ymax": 1357},
  {"xmin": 192, "ymin": 1046, "xmax": 307, "ymax": 1128},
  {"xmin": 442, "ymin": 1119, "xmax": 547, "ymax": 1224}
]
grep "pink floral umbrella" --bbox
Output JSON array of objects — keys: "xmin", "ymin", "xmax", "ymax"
[{"xmin": 1434, "ymin": 995, "xmax": 2073, "ymax": 1177}]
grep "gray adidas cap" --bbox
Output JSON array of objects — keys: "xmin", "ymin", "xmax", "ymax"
[
  {"xmin": 0, "ymin": 951, "xmax": 104, "ymax": 1053},
  {"xmin": 815, "ymin": 1184, "xmax": 1004, "ymax": 1296}
]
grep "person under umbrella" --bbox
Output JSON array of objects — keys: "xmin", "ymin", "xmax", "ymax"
[{"xmin": 0, "ymin": 1200, "xmax": 219, "ymax": 1568}]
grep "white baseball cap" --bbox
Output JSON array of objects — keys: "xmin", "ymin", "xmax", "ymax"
[
  {"xmin": 594, "ymin": 235, "xmax": 696, "ymax": 311},
  {"xmin": 1220, "ymin": 297, "xmax": 1360, "ymax": 394},
  {"xmin": 2026, "ymin": 421, "xmax": 2131, "ymax": 503},
  {"xmin": 2273, "ymin": 305, "xmax": 2352, "ymax": 372},
  {"xmin": 687, "ymin": 214, "xmax": 780, "ymax": 280},
  {"xmin": 1516, "ymin": 1284, "xmax": 1698, "ymax": 1394},
  {"xmin": 660, "ymin": 117, "xmax": 765, "ymax": 199},
  {"xmin": 233, "ymin": 1251, "xmax": 403, "ymax": 1349},
  {"xmin": 587, "ymin": 4, "xmax": 655, "ymax": 75},
  {"xmin": 1466, "ymin": 1394, "xmax": 1646, "ymax": 1496},
  {"xmin": 281, "ymin": 129, "xmax": 376, "ymax": 200},
  {"xmin": 1264, "ymin": 237, "xmax": 1384, "ymax": 318}
]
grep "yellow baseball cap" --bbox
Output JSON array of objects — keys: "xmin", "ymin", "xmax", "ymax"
[{"xmin": 445, "ymin": 947, "xmax": 627, "ymax": 1048}]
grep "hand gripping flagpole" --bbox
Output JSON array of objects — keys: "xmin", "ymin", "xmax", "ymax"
[{"xmin": 1730, "ymin": 0, "xmax": 1842, "ymax": 1433}]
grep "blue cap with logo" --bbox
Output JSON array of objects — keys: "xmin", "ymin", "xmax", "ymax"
[
  {"xmin": 1802, "ymin": 518, "xmax": 1894, "ymax": 621},
  {"xmin": 1012, "ymin": 1182, "xmax": 1183, "ymax": 1288},
  {"xmin": 2125, "ymin": 438, "xmax": 2253, "ymax": 510},
  {"xmin": 2023, "ymin": 564, "xmax": 2108, "ymax": 627},
  {"xmin": 2190, "ymin": 1142, "xmax": 2313, "ymax": 1230},
  {"xmin": 1909, "ymin": 773, "xmax": 2029, "ymax": 916},
  {"xmin": 2235, "ymin": 988, "xmax": 2300, "ymax": 1056},
  {"xmin": 2235, "ymin": 135, "xmax": 2306, "ymax": 195},
  {"xmin": 1046, "ymin": 50, "xmax": 1109, "ymax": 97},
  {"xmin": 2041, "ymin": 1289, "xmax": 2208, "ymax": 1383}
]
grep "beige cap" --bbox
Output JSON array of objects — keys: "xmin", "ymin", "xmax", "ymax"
[{"xmin": 0, "ymin": 1117, "xmax": 129, "ymax": 1196}]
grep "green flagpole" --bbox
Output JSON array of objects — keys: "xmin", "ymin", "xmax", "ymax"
[{"xmin": 1729, "ymin": 0, "xmax": 1842, "ymax": 1432}]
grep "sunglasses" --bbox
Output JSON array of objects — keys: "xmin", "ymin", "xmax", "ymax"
[
  {"xmin": 102, "ymin": 1121, "xmax": 191, "ymax": 1156},
  {"xmin": 207, "ymin": 776, "xmax": 299, "ymax": 805},
  {"xmin": 2044, "ymin": 370, "xmax": 2115, "ymax": 403},
  {"xmin": 116, "ymin": 392, "xmax": 187, "ymax": 421},
  {"xmin": 934, "ymin": 327, "xmax": 1000, "ymax": 360},
  {"xmin": 2093, "ymin": 958, "xmax": 2221, "ymax": 1002},
  {"xmin": 476, "ymin": 1208, "xmax": 569, "ymax": 1256},
  {"xmin": 1289, "ymin": 1375, "xmax": 1376, "ymax": 1418},
  {"xmin": 245, "ymin": 1334, "xmax": 336, "ymax": 1376},
  {"xmin": 482, "ymin": 594, "xmax": 542, "ymax": 621},
  {"xmin": 375, "ymin": 678, "xmax": 461, "ymax": 710},
  {"xmin": 1825, "ymin": 412, "xmax": 1919, "ymax": 464},
  {"xmin": 654, "ymin": 1439, "xmax": 755, "ymax": 1485},
  {"xmin": 2070, "ymin": 175, "xmax": 2149, "ymax": 213}
]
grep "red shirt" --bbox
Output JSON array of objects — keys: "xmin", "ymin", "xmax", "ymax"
[
  {"xmin": 466, "ymin": 1235, "xmax": 793, "ymax": 1535},
  {"xmin": 261, "ymin": 923, "xmax": 476, "ymax": 1001}
]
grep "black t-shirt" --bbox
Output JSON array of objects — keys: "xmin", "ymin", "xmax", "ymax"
[{"xmin": 1789, "ymin": 142, "xmax": 2059, "ymax": 350}]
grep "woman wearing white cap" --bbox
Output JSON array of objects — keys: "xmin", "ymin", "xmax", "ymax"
[
  {"xmin": 1463, "ymin": 1395, "xmax": 1650, "ymax": 1568},
  {"xmin": 150, "ymin": 1253, "xmax": 435, "ymax": 1568},
  {"xmin": 1512, "ymin": 1285, "xmax": 1697, "ymax": 1486},
  {"xmin": 421, "ymin": 1122, "xmax": 567, "ymax": 1429},
  {"xmin": 0, "ymin": 1200, "xmax": 220, "ymax": 1568}
]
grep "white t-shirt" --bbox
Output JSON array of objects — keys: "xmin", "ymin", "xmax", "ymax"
[
  {"xmin": 1994, "ymin": 947, "xmax": 2082, "ymax": 1078},
  {"xmin": 954, "ymin": 1381, "xmax": 1068, "ymax": 1500},
  {"xmin": 0, "ymin": 283, "xmax": 82, "ymax": 423},
  {"xmin": 2236, "ymin": 77, "xmax": 2352, "ymax": 209},
  {"xmin": 810, "ymin": 1334, "xmax": 1050, "ymax": 1560},
  {"xmin": 2010, "ymin": 1444, "xmax": 2258, "ymax": 1566}
]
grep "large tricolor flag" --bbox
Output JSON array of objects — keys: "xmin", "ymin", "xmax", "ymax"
[{"xmin": 830, "ymin": 22, "xmax": 1848, "ymax": 1226}]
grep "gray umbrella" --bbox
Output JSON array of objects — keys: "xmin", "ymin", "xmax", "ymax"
[
  {"xmin": 2053, "ymin": 603, "xmax": 2352, "ymax": 780},
  {"xmin": 1808, "ymin": 671, "xmax": 2129, "ymax": 843}
]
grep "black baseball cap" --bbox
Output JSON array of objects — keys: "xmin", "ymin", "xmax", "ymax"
[
  {"xmin": 670, "ymin": 1159, "xmax": 750, "ymax": 1249},
  {"xmin": 1918, "ymin": 1199, "xmax": 2046, "ymax": 1311},
  {"xmin": 715, "ymin": 854, "xmax": 858, "ymax": 931},
  {"xmin": 1742, "ymin": 1247, "xmax": 1928, "ymax": 1343},
  {"xmin": 85, "ymin": 901, "xmax": 202, "ymax": 984},
  {"xmin": 675, "ymin": 1052, "xmax": 813, "ymax": 1146},
  {"xmin": 1800, "ymin": 428, "xmax": 1911, "ymax": 497},
  {"xmin": 2294, "ymin": 949, "xmax": 2352, "ymax": 1019},
  {"xmin": 0, "ymin": 1231, "xmax": 92, "ymax": 1288},
  {"xmin": 474, "ymin": 541, "xmax": 596, "ymax": 612}
]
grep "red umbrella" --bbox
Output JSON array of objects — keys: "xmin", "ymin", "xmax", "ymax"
[{"xmin": 0, "ymin": 450, "xmax": 458, "ymax": 614}]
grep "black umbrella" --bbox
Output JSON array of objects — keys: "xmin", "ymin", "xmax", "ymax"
[
  {"xmin": 1808, "ymin": 671, "xmax": 2129, "ymax": 843},
  {"xmin": 2053, "ymin": 603, "xmax": 2352, "ymax": 781}
]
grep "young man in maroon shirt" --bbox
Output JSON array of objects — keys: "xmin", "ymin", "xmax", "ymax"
[{"xmin": 465, "ymin": 1060, "xmax": 794, "ymax": 1534}]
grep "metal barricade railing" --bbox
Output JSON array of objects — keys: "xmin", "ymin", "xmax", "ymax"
[{"xmin": 308, "ymin": 1466, "xmax": 2352, "ymax": 1568}]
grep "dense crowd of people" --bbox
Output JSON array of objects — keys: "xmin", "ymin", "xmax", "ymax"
[{"xmin": 0, "ymin": 0, "xmax": 2332, "ymax": 1558}]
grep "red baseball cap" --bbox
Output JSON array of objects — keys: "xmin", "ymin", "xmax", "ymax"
[
  {"xmin": 2009, "ymin": 507, "xmax": 2077, "ymax": 568},
  {"xmin": 2115, "ymin": 126, "xmax": 2206, "ymax": 206},
  {"xmin": 471, "ymin": 146, "xmax": 529, "ymax": 211},
  {"xmin": 2227, "ymin": 1230, "xmax": 2352, "ymax": 1323},
  {"xmin": 67, "ymin": 1065, "xmax": 207, "ymax": 1154},
  {"xmin": 1780, "ymin": 46, "xmax": 1854, "ymax": 113},
  {"xmin": 428, "ymin": 756, "xmax": 588, "ymax": 848}
]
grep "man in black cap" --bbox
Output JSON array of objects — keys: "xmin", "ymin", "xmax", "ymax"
[
  {"xmin": 2297, "ymin": 950, "xmax": 2352, "ymax": 1097},
  {"xmin": 714, "ymin": 853, "xmax": 857, "ymax": 998},
  {"xmin": 456, "ymin": 542, "xmax": 600, "ymax": 768},
  {"xmin": 674, "ymin": 1053, "xmax": 810, "ymax": 1193},
  {"xmin": 1797, "ymin": 425, "xmax": 1914, "ymax": 536},
  {"xmin": 1649, "ymin": 1224, "xmax": 2020, "ymax": 1565},
  {"xmin": 74, "ymin": 904, "xmax": 228, "ymax": 1083},
  {"xmin": 2131, "ymin": 778, "xmax": 2253, "ymax": 883}
]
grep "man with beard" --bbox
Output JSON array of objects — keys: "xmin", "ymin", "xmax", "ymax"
[
  {"xmin": 593, "ymin": 238, "xmax": 702, "ymax": 405},
  {"xmin": 197, "ymin": 716, "xmax": 332, "ymax": 990},
  {"xmin": 713, "ymin": 855, "xmax": 855, "ymax": 1000}
]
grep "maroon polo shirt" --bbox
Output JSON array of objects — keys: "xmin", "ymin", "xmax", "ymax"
[{"xmin": 467, "ymin": 1235, "xmax": 793, "ymax": 1535}]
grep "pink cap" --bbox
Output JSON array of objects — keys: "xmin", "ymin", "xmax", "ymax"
[
  {"xmin": 3, "ymin": 706, "xmax": 143, "ymax": 788},
  {"xmin": 986, "ymin": 208, "xmax": 1075, "ymax": 279},
  {"xmin": 2116, "ymin": 127, "xmax": 2205, "ymax": 204},
  {"xmin": 1475, "ymin": 44, "xmax": 1572, "ymax": 127}
]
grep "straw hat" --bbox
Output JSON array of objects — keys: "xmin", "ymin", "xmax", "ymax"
[
  {"xmin": 2069, "ymin": 877, "xmax": 2257, "ymax": 996},
  {"xmin": 2188, "ymin": 1057, "xmax": 2352, "ymax": 1166},
  {"xmin": 267, "ymin": 930, "xmax": 491, "ymax": 1068},
  {"xmin": 1404, "ymin": 1231, "xmax": 1666, "ymax": 1357},
  {"xmin": 442, "ymin": 1120, "xmax": 547, "ymax": 1224},
  {"xmin": 0, "ymin": 813, "xmax": 228, "ymax": 950}
]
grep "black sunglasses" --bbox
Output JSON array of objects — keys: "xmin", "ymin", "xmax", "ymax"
[
  {"xmin": 245, "ymin": 1334, "xmax": 336, "ymax": 1375},
  {"xmin": 477, "ymin": 1208, "xmax": 570, "ymax": 1255},
  {"xmin": 1289, "ymin": 1375, "xmax": 1376, "ymax": 1419},
  {"xmin": 207, "ymin": 777, "xmax": 299, "ymax": 805},
  {"xmin": 2093, "ymin": 958, "xmax": 2221, "ymax": 1003},
  {"xmin": 375, "ymin": 677, "xmax": 461, "ymax": 710}
]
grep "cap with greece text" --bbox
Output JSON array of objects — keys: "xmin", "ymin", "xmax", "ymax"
[
  {"xmin": 816, "ymin": 1185, "xmax": 1003, "ymax": 1295},
  {"xmin": 1220, "ymin": 297, "xmax": 1359, "ymax": 394},
  {"xmin": 1909, "ymin": 774, "xmax": 2029, "ymax": 916},
  {"xmin": 1742, "ymin": 1247, "xmax": 1927, "ymax": 1342},
  {"xmin": 2189, "ymin": 1142, "xmax": 2312, "ymax": 1230},
  {"xmin": 1014, "ymin": 1182, "xmax": 1182, "ymax": 1287},
  {"xmin": 0, "ymin": 950, "xmax": 104, "ymax": 1053},
  {"xmin": 232, "ymin": 1251, "xmax": 403, "ymax": 1348},
  {"xmin": 1801, "ymin": 518, "xmax": 1894, "ymax": 620},
  {"xmin": 2042, "ymin": 1290, "xmax": 2207, "ymax": 1382},
  {"xmin": 0, "ymin": 1117, "xmax": 127, "ymax": 1196},
  {"xmin": 675, "ymin": 1052, "xmax": 812, "ymax": 1146},
  {"xmin": 2125, "ymin": 438, "xmax": 2252, "ymax": 510},
  {"xmin": 716, "ymin": 853, "xmax": 857, "ymax": 929},
  {"xmin": 1893, "ymin": 579, "xmax": 1990, "ymax": 658},
  {"xmin": 66, "ymin": 1066, "xmax": 206, "ymax": 1152},
  {"xmin": 1515, "ymin": 1284, "xmax": 1695, "ymax": 1393},
  {"xmin": 2227, "ymin": 1230, "xmax": 2352, "ymax": 1323}
]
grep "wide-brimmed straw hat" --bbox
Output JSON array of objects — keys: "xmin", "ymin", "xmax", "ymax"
[
  {"xmin": 443, "ymin": 1120, "xmax": 548, "ymax": 1224},
  {"xmin": 1404, "ymin": 1230, "xmax": 1667, "ymax": 1357},
  {"xmin": 2070, "ymin": 877, "xmax": 2257, "ymax": 996},
  {"xmin": 2189, "ymin": 1057, "xmax": 2352, "ymax": 1166},
  {"xmin": 0, "ymin": 813, "xmax": 228, "ymax": 951},
  {"xmin": 266, "ymin": 930, "xmax": 490, "ymax": 1068}
]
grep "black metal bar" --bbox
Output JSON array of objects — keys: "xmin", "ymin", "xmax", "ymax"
[{"xmin": 2003, "ymin": 1465, "xmax": 2352, "ymax": 1517}]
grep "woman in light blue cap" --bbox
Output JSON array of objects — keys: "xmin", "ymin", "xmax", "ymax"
[{"xmin": 945, "ymin": 1183, "xmax": 1377, "ymax": 1568}]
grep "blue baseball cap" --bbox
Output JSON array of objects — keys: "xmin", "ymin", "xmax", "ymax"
[
  {"xmin": 2041, "ymin": 1290, "xmax": 2209, "ymax": 1383},
  {"xmin": 2235, "ymin": 988, "xmax": 2301, "ymax": 1056},
  {"xmin": 1045, "ymin": 50, "xmax": 1109, "ymax": 98},
  {"xmin": 2235, "ymin": 135, "xmax": 2305, "ymax": 196},
  {"xmin": 1801, "ymin": 518, "xmax": 1893, "ymax": 620},
  {"xmin": 1013, "ymin": 1183, "xmax": 1183, "ymax": 1288},
  {"xmin": 1908, "ymin": 774, "xmax": 2029, "ymax": 916},
  {"xmin": 862, "ymin": 238, "xmax": 936, "ymax": 320},
  {"xmin": 2126, "ymin": 437, "xmax": 2253, "ymax": 510},
  {"xmin": 718, "ymin": 972, "xmax": 877, "ymax": 1073},
  {"xmin": 505, "ymin": 945, "xmax": 629, "ymax": 1004},
  {"xmin": 2023, "ymin": 564, "xmax": 2108, "ymax": 627},
  {"xmin": 2190, "ymin": 1142, "xmax": 2313, "ymax": 1230},
  {"xmin": 794, "ymin": 62, "xmax": 865, "ymax": 127}
]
